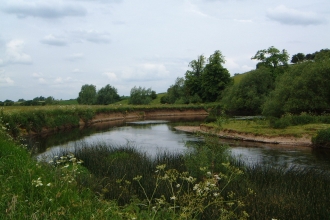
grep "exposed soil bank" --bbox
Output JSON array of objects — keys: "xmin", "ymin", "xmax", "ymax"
[
  {"xmin": 84, "ymin": 109, "xmax": 209, "ymax": 126},
  {"xmin": 174, "ymin": 125, "xmax": 312, "ymax": 147}
]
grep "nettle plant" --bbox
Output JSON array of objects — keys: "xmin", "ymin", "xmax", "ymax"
[{"xmin": 131, "ymin": 163, "xmax": 250, "ymax": 220}]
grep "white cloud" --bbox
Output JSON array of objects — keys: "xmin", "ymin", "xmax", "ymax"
[
  {"xmin": 72, "ymin": 68, "xmax": 82, "ymax": 73},
  {"xmin": 234, "ymin": 19, "xmax": 252, "ymax": 23},
  {"xmin": 5, "ymin": 40, "xmax": 32, "ymax": 65},
  {"xmin": 3, "ymin": 0, "xmax": 87, "ymax": 19},
  {"xmin": 0, "ymin": 75, "xmax": 14, "ymax": 86},
  {"xmin": 41, "ymin": 34, "xmax": 68, "ymax": 46},
  {"xmin": 32, "ymin": 72, "xmax": 43, "ymax": 78},
  {"xmin": 66, "ymin": 53, "xmax": 84, "ymax": 61},
  {"xmin": 38, "ymin": 77, "xmax": 46, "ymax": 84},
  {"xmin": 103, "ymin": 72, "xmax": 118, "ymax": 81},
  {"xmin": 54, "ymin": 77, "xmax": 72, "ymax": 83},
  {"xmin": 267, "ymin": 5, "xmax": 326, "ymax": 26},
  {"xmin": 72, "ymin": 29, "xmax": 111, "ymax": 44},
  {"xmin": 121, "ymin": 63, "xmax": 170, "ymax": 82}
]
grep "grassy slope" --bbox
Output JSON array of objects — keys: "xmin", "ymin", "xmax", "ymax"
[{"xmin": 208, "ymin": 119, "xmax": 330, "ymax": 138}]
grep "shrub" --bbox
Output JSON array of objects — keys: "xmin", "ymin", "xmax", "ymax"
[{"xmin": 312, "ymin": 128, "xmax": 330, "ymax": 148}]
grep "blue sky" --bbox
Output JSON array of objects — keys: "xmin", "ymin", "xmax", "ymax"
[{"xmin": 0, "ymin": 0, "xmax": 329, "ymax": 101}]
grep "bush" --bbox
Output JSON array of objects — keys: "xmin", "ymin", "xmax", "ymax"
[{"xmin": 312, "ymin": 128, "xmax": 330, "ymax": 148}]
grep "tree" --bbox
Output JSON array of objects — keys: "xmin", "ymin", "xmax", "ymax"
[
  {"xmin": 184, "ymin": 55, "xmax": 206, "ymax": 98},
  {"xmin": 4, "ymin": 100, "xmax": 14, "ymax": 106},
  {"xmin": 291, "ymin": 53, "xmax": 305, "ymax": 63},
  {"xmin": 201, "ymin": 50, "xmax": 232, "ymax": 102},
  {"xmin": 96, "ymin": 84, "xmax": 120, "ymax": 105},
  {"xmin": 77, "ymin": 84, "xmax": 97, "ymax": 105},
  {"xmin": 45, "ymin": 96, "xmax": 58, "ymax": 105},
  {"xmin": 251, "ymin": 46, "xmax": 289, "ymax": 77},
  {"xmin": 161, "ymin": 77, "xmax": 187, "ymax": 104},
  {"xmin": 221, "ymin": 67, "xmax": 274, "ymax": 115},
  {"xmin": 262, "ymin": 59, "xmax": 330, "ymax": 117},
  {"xmin": 129, "ymin": 86, "xmax": 153, "ymax": 105}
]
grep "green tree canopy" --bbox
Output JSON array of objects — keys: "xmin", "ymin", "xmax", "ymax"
[
  {"xmin": 201, "ymin": 50, "xmax": 232, "ymax": 102},
  {"xmin": 291, "ymin": 53, "xmax": 305, "ymax": 64},
  {"xmin": 164, "ymin": 77, "xmax": 188, "ymax": 104},
  {"xmin": 96, "ymin": 84, "xmax": 120, "ymax": 105},
  {"xmin": 252, "ymin": 46, "xmax": 289, "ymax": 78},
  {"xmin": 77, "ymin": 84, "xmax": 97, "ymax": 105},
  {"xmin": 221, "ymin": 67, "xmax": 274, "ymax": 115},
  {"xmin": 129, "ymin": 86, "xmax": 154, "ymax": 105},
  {"xmin": 262, "ymin": 59, "xmax": 330, "ymax": 117},
  {"xmin": 184, "ymin": 55, "xmax": 206, "ymax": 98}
]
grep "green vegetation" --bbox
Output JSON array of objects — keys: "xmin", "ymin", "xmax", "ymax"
[
  {"xmin": 77, "ymin": 84, "xmax": 121, "ymax": 105},
  {"xmin": 161, "ymin": 50, "xmax": 232, "ymax": 104},
  {"xmin": 221, "ymin": 67, "xmax": 274, "ymax": 115},
  {"xmin": 219, "ymin": 47, "xmax": 330, "ymax": 117},
  {"xmin": 0, "ymin": 103, "xmax": 213, "ymax": 136},
  {"xmin": 312, "ymin": 128, "xmax": 330, "ymax": 148},
  {"xmin": 128, "ymin": 86, "xmax": 157, "ymax": 105},
  {"xmin": 207, "ymin": 114, "xmax": 330, "ymax": 138}
]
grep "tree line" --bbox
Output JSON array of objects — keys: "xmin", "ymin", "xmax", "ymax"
[
  {"xmin": 2, "ymin": 46, "xmax": 329, "ymax": 116},
  {"xmin": 77, "ymin": 84, "xmax": 157, "ymax": 105}
]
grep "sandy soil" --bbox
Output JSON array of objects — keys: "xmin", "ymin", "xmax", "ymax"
[{"xmin": 174, "ymin": 125, "xmax": 312, "ymax": 147}]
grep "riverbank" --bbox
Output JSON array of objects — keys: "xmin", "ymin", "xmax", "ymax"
[
  {"xmin": 1, "ymin": 105, "xmax": 210, "ymax": 136},
  {"xmin": 175, "ymin": 125, "xmax": 312, "ymax": 146}
]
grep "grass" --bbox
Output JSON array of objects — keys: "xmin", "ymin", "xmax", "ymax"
[
  {"xmin": 2, "ymin": 117, "xmax": 330, "ymax": 219},
  {"xmin": 208, "ymin": 119, "xmax": 330, "ymax": 138}
]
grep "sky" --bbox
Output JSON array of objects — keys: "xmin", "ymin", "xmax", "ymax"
[{"xmin": 0, "ymin": 0, "xmax": 329, "ymax": 101}]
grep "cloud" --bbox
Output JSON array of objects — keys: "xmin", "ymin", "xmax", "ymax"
[
  {"xmin": 40, "ymin": 34, "xmax": 68, "ymax": 46},
  {"xmin": 234, "ymin": 19, "xmax": 252, "ymax": 23},
  {"xmin": 121, "ymin": 63, "xmax": 170, "ymax": 82},
  {"xmin": 66, "ymin": 53, "xmax": 84, "ymax": 61},
  {"xmin": 3, "ymin": 1, "xmax": 87, "ymax": 19},
  {"xmin": 103, "ymin": 72, "xmax": 118, "ymax": 81},
  {"xmin": 54, "ymin": 77, "xmax": 72, "ymax": 83},
  {"xmin": 72, "ymin": 29, "xmax": 111, "ymax": 44},
  {"xmin": 0, "ymin": 74, "xmax": 14, "ymax": 86},
  {"xmin": 4, "ymin": 40, "xmax": 32, "ymax": 65},
  {"xmin": 72, "ymin": 68, "xmax": 82, "ymax": 73},
  {"xmin": 267, "ymin": 5, "xmax": 326, "ymax": 26}
]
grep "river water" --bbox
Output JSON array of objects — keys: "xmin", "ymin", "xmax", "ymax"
[{"xmin": 34, "ymin": 118, "xmax": 330, "ymax": 171}]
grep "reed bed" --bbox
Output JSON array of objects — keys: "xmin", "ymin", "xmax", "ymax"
[{"xmin": 50, "ymin": 140, "xmax": 330, "ymax": 219}]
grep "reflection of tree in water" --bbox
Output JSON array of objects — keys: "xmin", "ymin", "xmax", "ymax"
[{"xmin": 26, "ymin": 120, "xmax": 126, "ymax": 154}]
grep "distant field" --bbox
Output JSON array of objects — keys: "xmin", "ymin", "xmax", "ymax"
[
  {"xmin": 58, "ymin": 99, "xmax": 78, "ymax": 105},
  {"xmin": 232, "ymin": 73, "xmax": 246, "ymax": 84}
]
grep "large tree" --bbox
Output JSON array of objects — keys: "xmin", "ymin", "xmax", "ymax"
[
  {"xmin": 77, "ymin": 84, "xmax": 97, "ymax": 105},
  {"xmin": 291, "ymin": 53, "xmax": 305, "ymax": 64},
  {"xmin": 96, "ymin": 84, "xmax": 120, "ymax": 105},
  {"xmin": 201, "ymin": 50, "xmax": 232, "ymax": 102},
  {"xmin": 184, "ymin": 55, "xmax": 206, "ymax": 98},
  {"xmin": 252, "ymin": 46, "xmax": 289, "ymax": 77}
]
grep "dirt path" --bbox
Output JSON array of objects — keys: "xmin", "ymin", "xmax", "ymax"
[{"xmin": 174, "ymin": 126, "xmax": 312, "ymax": 147}]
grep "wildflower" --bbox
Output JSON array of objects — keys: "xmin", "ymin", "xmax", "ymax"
[
  {"xmin": 32, "ymin": 177, "xmax": 43, "ymax": 187},
  {"xmin": 176, "ymin": 184, "xmax": 180, "ymax": 188},
  {"xmin": 193, "ymin": 184, "xmax": 199, "ymax": 190},
  {"xmin": 206, "ymin": 171, "xmax": 211, "ymax": 176},
  {"xmin": 156, "ymin": 164, "xmax": 166, "ymax": 170},
  {"xmin": 133, "ymin": 175, "xmax": 142, "ymax": 181},
  {"xmin": 62, "ymin": 164, "xmax": 69, "ymax": 169},
  {"xmin": 213, "ymin": 192, "xmax": 219, "ymax": 197},
  {"xmin": 47, "ymin": 183, "xmax": 52, "ymax": 187},
  {"xmin": 170, "ymin": 196, "xmax": 176, "ymax": 200},
  {"xmin": 214, "ymin": 174, "xmax": 221, "ymax": 180}
]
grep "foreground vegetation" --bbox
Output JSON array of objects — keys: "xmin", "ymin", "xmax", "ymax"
[{"xmin": 2, "ymin": 123, "xmax": 330, "ymax": 219}]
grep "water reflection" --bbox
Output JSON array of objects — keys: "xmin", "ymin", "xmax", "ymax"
[{"xmin": 33, "ymin": 119, "xmax": 330, "ymax": 172}]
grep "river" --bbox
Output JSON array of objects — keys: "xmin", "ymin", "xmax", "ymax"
[{"xmin": 32, "ymin": 118, "xmax": 330, "ymax": 171}]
